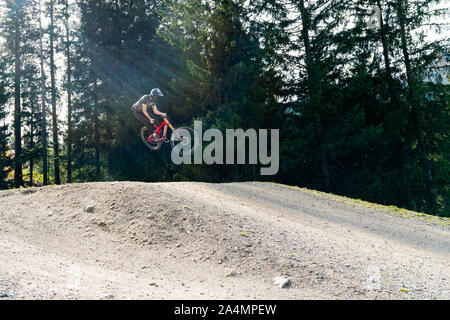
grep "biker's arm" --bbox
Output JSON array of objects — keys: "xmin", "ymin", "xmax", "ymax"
[
  {"xmin": 152, "ymin": 105, "xmax": 167, "ymax": 117},
  {"xmin": 142, "ymin": 104, "xmax": 154, "ymax": 123}
]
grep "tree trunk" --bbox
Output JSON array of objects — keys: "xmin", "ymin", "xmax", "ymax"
[
  {"xmin": 38, "ymin": 0, "xmax": 48, "ymax": 186},
  {"xmin": 375, "ymin": 0, "xmax": 398, "ymax": 108},
  {"xmin": 298, "ymin": 0, "xmax": 330, "ymax": 192},
  {"xmin": 13, "ymin": 6, "xmax": 23, "ymax": 188},
  {"xmin": 29, "ymin": 155, "xmax": 33, "ymax": 186},
  {"xmin": 49, "ymin": 0, "xmax": 60, "ymax": 184},
  {"xmin": 65, "ymin": 0, "xmax": 73, "ymax": 183},
  {"xmin": 93, "ymin": 80, "xmax": 100, "ymax": 180},
  {"xmin": 106, "ymin": 109, "xmax": 113, "ymax": 177},
  {"xmin": 30, "ymin": 99, "xmax": 35, "ymax": 187},
  {"xmin": 396, "ymin": 0, "xmax": 437, "ymax": 210},
  {"xmin": 375, "ymin": 0, "xmax": 415, "ymax": 208}
]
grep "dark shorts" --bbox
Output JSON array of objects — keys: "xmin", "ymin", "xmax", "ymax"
[{"xmin": 133, "ymin": 110, "xmax": 154, "ymax": 131}]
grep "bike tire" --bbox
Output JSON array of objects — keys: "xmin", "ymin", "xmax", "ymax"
[
  {"xmin": 170, "ymin": 126, "xmax": 199, "ymax": 155},
  {"xmin": 140, "ymin": 127, "xmax": 162, "ymax": 151}
]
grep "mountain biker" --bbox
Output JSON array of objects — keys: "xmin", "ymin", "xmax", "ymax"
[{"xmin": 131, "ymin": 88, "xmax": 168, "ymax": 140}]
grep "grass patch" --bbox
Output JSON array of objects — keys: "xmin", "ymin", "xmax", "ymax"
[{"xmin": 269, "ymin": 182, "xmax": 450, "ymax": 228}]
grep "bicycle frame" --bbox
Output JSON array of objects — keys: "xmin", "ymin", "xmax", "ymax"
[{"xmin": 148, "ymin": 118, "xmax": 176, "ymax": 142}]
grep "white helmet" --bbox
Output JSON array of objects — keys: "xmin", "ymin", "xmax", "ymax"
[{"xmin": 150, "ymin": 88, "xmax": 164, "ymax": 97}]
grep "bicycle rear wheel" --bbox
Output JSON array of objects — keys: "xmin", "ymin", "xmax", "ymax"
[
  {"xmin": 170, "ymin": 127, "xmax": 199, "ymax": 155},
  {"xmin": 140, "ymin": 127, "xmax": 162, "ymax": 151}
]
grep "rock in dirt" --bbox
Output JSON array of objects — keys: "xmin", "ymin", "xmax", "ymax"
[
  {"xmin": 98, "ymin": 293, "xmax": 114, "ymax": 299},
  {"xmin": 85, "ymin": 205, "xmax": 95, "ymax": 213},
  {"xmin": 20, "ymin": 188, "xmax": 36, "ymax": 195},
  {"xmin": 273, "ymin": 277, "xmax": 291, "ymax": 288}
]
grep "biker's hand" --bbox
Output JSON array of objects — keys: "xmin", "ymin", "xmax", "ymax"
[
  {"xmin": 150, "ymin": 118, "xmax": 155, "ymax": 124},
  {"xmin": 161, "ymin": 113, "xmax": 167, "ymax": 118}
]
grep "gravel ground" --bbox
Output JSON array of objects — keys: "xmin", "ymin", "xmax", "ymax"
[{"xmin": 0, "ymin": 181, "xmax": 448, "ymax": 300}]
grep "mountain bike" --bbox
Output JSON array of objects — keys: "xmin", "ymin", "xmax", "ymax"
[{"xmin": 140, "ymin": 117, "xmax": 199, "ymax": 154}]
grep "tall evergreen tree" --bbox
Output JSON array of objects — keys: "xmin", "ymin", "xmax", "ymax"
[
  {"xmin": 2, "ymin": 0, "xmax": 28, "ymax": 188},
  {"xmin": 22, "ymin": 58, "xmax": 43, "ymax": 186},
  {"xmin": 48, "ymin": 0, "xmax": 61, "ymax": 184},
  {"xmin": 0, "ymin": 60, "xmax": 11, "ymax": 190},
  {"xmin": 71, "ymin": 0, "xmax": 165, "ymax": 181},
  {"xmin": 38, "ymin": 0, "xmax": 48, "ymax": 185},
  {"xmin": 64, "ymin": 0, "xmax": 73, "ymax": 183},
  {"xmin": 392, "ymin": 0, "xmax": 447, "ymax": 212},
  {"xmin": 159, "ymin": 0, "xmax": 283, "ymax": 181},
  {"xmin": 19, "ymin": 0, "xmax": 43, "ymax": 186}
]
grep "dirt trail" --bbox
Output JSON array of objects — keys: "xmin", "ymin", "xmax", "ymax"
[{"xmin": 0, "ymin": 181, "xmax": 448, "ymax": 299}]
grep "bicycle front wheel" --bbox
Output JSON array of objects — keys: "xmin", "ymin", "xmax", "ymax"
[{"xmin": 170, "ymin": 127, "xmax": 199, "ymax": 155}]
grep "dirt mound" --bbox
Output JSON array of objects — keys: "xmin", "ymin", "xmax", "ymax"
[
  {"xmin": 0, "ymin": 181, "xmax": 448, "ymax": 299},
  {"xmin": 0, "ymin": 182, "xmax": 297, "ymax": 275}
]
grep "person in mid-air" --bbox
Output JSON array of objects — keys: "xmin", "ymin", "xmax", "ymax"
[{"xmin": 131, "ymin": 88, "xmax": 168, "ymax": 139}]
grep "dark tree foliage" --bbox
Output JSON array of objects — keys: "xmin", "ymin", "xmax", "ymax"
[
  {"xmin": 70, "ymin": 0, "xmax": 170, "ymax": 182},
  {"xmin": 252, "ymin": 0, "xmax": 449, "ymax": 215},
  {"xmin": 21, "ymin": 59, "xmax": 44, "ymax": 186},
  {"xmin": 0, "ymin": 0, "xmax": 448, "ymax": 216},
  {"xmin": 1, "ymin": 0, "xmax": 26, "ymax": 187},
  {"xmin": 159, "ymin": 0, "xmax": 284, "ymax": 181},
  {"xmin": 18, "ymin": 0, "xmax": 45, "ymax": 186},
  {"xmin": 47, "ymin": 0, "xmax": 62, "ymax": 184},
  {"xmin": 1, "ymin": 0, "xmax": 46, "ymax": 187}
]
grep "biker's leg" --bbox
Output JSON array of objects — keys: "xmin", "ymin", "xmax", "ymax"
[
  {"xmin": 157, "ymin": 117, "xmax": 169, "ymax": 143},
  {"xmin": 163, "ymin": 122, "xmax": 168, "ymax": 140},
  {"xmin": 133, "ymin": 111, "xmax": 153, "ymax": 131}
]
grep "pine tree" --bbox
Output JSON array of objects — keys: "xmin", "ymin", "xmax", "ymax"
[
  {"xmin": 64, "ymin": 0, "xmax": 73, "ymax": 183},
  {"xmin": 268, "ymin": 0, "xmax": 347, "ymax": 192},
  {"xmin": 38, "ymin": 0, "xmax": 48, "ymax": 185},
  {"xmin": 391, "ymin": 0, "xmax": 447, "ymax": 212},
  {"xmin": 47, "ymin": 0, "xmax": 61, "ymax": 184},
  {"xmin": 18, "ymin": 0, "xmax": 43, "ymax": 187},
  {"xmin": 0, "ymin": 59, "xmax": 12, "ymax": 190},
  {"xmin": 0, "ymin": 0, "xmax": 33, "ymax": 188},
  {"xmin": 21, "ymin": 58, "xmax": 43, "ymax": 187},
  {"xmin": 159, "ymin": 0, "xmax": 283, "ymax": 181},
  {"xmin": 1, "ymin": 0, "xmax": 28, "ymax": 188},
  {"xmin": 70, "ymin": 0, "xmax": 165, "ymax": 181},
  {"xmin": 1, "ymin": 0, "xmax": 43, "ymax": 188}
]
